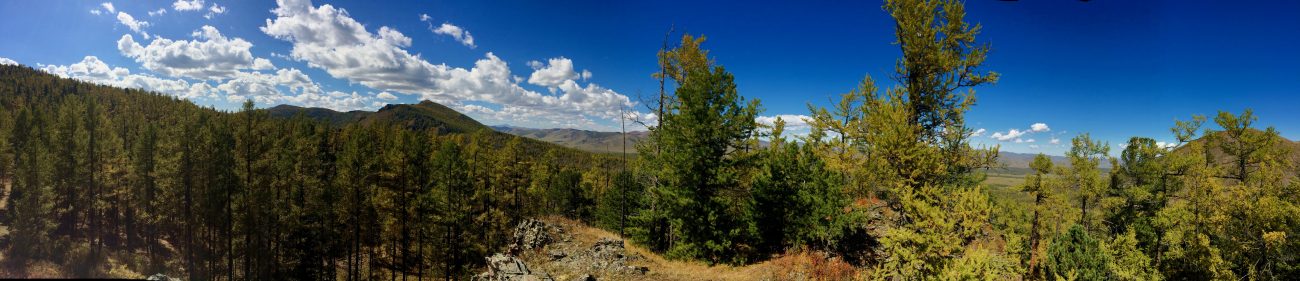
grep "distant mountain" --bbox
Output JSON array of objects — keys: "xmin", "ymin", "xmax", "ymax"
[
  {"xmin": 996, "ymin": 133, "xmax": 1300, "ymax": 177},
  {"xmin": 998, "ymin": 151, "xmax": 1070, "ymax": 169},
  {"xmin": 267, "ymin": 104, "xmax": 370, "ymax": 125},
  {"xmin": 492, "ymin": 125, "xmax": 648, "ymax": 154},
  {"xmin": 995, "ymin": 151, "xmax": 1117, "ymax": 175},
  {"xmin": 268, "ymin": 100, "xmax": 489, "ymax": 134}
]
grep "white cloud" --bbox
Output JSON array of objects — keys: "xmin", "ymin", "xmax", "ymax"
[
  {"xmin": 990, "ymin": 129, "xmax": 1026, "ymax": 141},
  {"xmin": 376, "ymin": 91, "xmax": 397, "ymax": 100},
  {"xmin": 970, "ymin": 128, "xmax": 986, "ymax": 137},
  {"xmin": 116, "ymin": 12, "xmax": 150, "ymax": 34},
  {"xmin": 148, "ymin": 8, "xmax": 167, "ymax": 16},
  {"xmin": 755, "ymin": 114, "xmax": 812, "ymax": 129},
  {"xmin": 0, "ymin": 57, "xmax": 17, "ymax": 66},
  {"xmin": 1030, "ymin": 123, "xmax": 1050, "ymax": 132},
  {"xmin": 1014, "ymin": 138, "xmax": 1025, "ymax": 143},
  {"xmin": 173, "ymin": 0, "xmax": 204, "ymax": 11},
  {"xmin": 204, "ymin": 3, "xmax": 227, "ymax": 19},
  {"xmin": 40, "ymin": 55, "xmax": 373, "ymax": 112},
  {"xmin": 419, "ymin": 14, "xmax": 476, "ymax": 48},
  {"xmin": 433, "ymin": 23, "xmax": 475, "ymax": 48},
  {"xmin": 527, "ymin": 57, "xmax": 580, "ymax": 89},
  {"xmin": 101, "ymin": 2, "xmax": 116, "ymax": 13},
  {"xmin": 261, "ymin": 0, "xmax": 636, "ymax": 129},
  {"xmin": 40, "ymin": 56, "xmax": 215, "ymax": 100},
  {"xmin": 91, "ymin": 9, "xmax": 103, "ymax": 15},
  {"xmin": 1156, "ymin": 141, "xmax": 1177, "ymax": 149},
  {"xmin": 1029, "ymin": 144, "xmax": 1040, "ymax": 149},
  {"xmin": 117, "ymin": 26, "xmax": 274, "ymax": 80},
  {"xmin": 1025, "ymin": 138, "xmax": 1036, "ymax": 143},
  {"xmin": 1050, "ymin": 138, "xmax": 1061, "ymax": 145}
]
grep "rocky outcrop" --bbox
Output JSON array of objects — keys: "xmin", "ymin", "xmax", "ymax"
[
  {"xmin": 511, "ymin": 219, "xmax": 564, "ymax": 253},
  {"xmin": 472, "ymin": 253, "xmax": 555, "ymax": 281},
  {"xmin": 477, "ymin": 218, "xmax": 651, "ymax": 281}
]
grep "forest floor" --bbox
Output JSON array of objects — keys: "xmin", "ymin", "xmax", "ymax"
[{"xmin": 501, "ymin": 216, "xmax": 861, "ymax": 281}]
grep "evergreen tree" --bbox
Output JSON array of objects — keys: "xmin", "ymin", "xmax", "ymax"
[
  {"xmin": 1023, "ymin": 153, "xmax": 1053, "ymax": 278},
  {"xmin": 7, "ymin": 108, "xmax": 54, "ymax": 262},
  {"xmin": 636, "ymin": 33, "xmax": 762, "ymax": 264},
  {"xmin": 1064, "ymin": 133, "xmax": 1109, "ymax": 230},
  {"xmin": 1045, "ymin": 224, "xmax": 1109, "ymax": 280}
]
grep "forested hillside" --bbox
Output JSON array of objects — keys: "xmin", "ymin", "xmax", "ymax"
[
  {"xmin": 491, "ymin": 126, "xmax": 649, "ymax": 154},
  {"xmin": 0, "ymin": 63, "xmax": 629, "ymax": 279},
  {"xmin": 2, "ymin": 0, "xmax": 1298, "ymax": 280}
]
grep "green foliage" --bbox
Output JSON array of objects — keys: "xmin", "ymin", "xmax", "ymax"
[
  {"xmin": 635, "ymin": 33, "xmax": 762, "ymax": 264},
  {"xmin": 803, "ymin": 0, "xmax": 1005, "ymax": 278},
  {"xmin": 7, "ymin": 108, "xmax": 54, "ymax": 261},
  {"xmin": 1064, "ymin": 134, "xmax": 1110, "ymax": 230},
  {"xmin": 1103, "ymin": 229, "xmax": 1161, "ymax": 281},
  {"xmin": 752, "ymin": 120, "xmax": 852, "ymax": 255},
  {"xmin": 597, "ymin": 170, "xmax": 642, "ymax": 236},
  {"xmin": 1045, "ymin": 224, "xmax": 1109, "ymax": 281}
]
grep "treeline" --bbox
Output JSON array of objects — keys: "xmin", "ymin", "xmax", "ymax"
[
  {"xmin": 0, "ymin": 64, "xmax": 633, "ymax": 279},
  {"xmin": 614, "ymin": 0, "xmax": 1300, "ymax": 280},
  {"xmin": 1001, "ymin": 111, "xmax": 1300, "ymax": 280},
  {"xmin": 3, "ymin": 0, "xmax": 1299, "ymax": 280}
]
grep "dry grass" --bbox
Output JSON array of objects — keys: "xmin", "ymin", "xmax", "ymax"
[
  {"xmin": 762, "ymin": 250, "xmax": 860, "ymax": 281},
  {"xmin": 539, "ymin": 216, "xmax": 865, "ymax": 281}
]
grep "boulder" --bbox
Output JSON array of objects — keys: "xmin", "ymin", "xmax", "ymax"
[
  {"xmin": 549, "ymin": 250, "xmax": 568, "ymax": 260},
  {"xmin": 511, "ymin": 219, "xmax": 563, "ymax": 253},
  {"xmin": 473, "ymin": 253, "xmax": 556, "ymax": 281}
]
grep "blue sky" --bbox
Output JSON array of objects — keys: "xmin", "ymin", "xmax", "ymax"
[{"xmin": 0, "ymin": 0, "xmax": 1296, "ymax": 155}]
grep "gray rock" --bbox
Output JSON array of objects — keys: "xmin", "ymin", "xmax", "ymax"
[
  {"xmin": 549, "ymin": 250, "xmax": 568, "ymax": 260},
  {"xmin": 473, "ymin": 253, "xmax": 556, "ymax": 281},
  {"xmin": 511, "ymin": 219, "xmax": 563, "ymax": 253},
  {"xmin": 146, "ymin": 274, "xmax": 178, "ymax": 281}
]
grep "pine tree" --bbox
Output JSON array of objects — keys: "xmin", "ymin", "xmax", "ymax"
[
  {"xmin": 636, "ymin": 33, "xmax": 762, "ymax": 264},
  {"xmin": 1045, "ymin": 224, "xmax": 1109, "ymax": 280},
  {"xmin": 1023, "ymin": 153, "xmax": 1053, "ymax": 277},
  {"xmin": 1064, "ymin": 133, "xmax": 1109, "ymax": 230},
  {"xmin": 7, "ymin": 107, "xmax": 54, "ymax": 262}
]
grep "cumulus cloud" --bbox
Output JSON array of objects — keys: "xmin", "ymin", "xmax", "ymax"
[
  {"xmin": 41, "ymin": 56, "xmax": 214, "ymax": 100},
  {"xmin": 419, "ymin": 14, "xmax": 475, "ymax": 48},
  {"xmin": 148, "ymin": 8, "xmax": 167, "ymax": 16},
  {"xmin": 433, "ymin": 23, "xmax": 474, "ymax": 48},
  {"xmin": 970, "ymin": 128, "xmax": 986, "ymax": 137},
  {"xmin": 376, "ymin": 91, "xmax": 397, "ymax": 100},
  {"xmin": 755, "ymin": 114, "xmax": 812, "ymax": 129},
  {"xmin": 173, "ymin": 0, "xmax": 204, "ymax": 11},
  {"xmin": 117, "ymin": 25, "xmax": 274, "ymax": 80},
  {"xmin": 527, "ymin": 57, "xmax": 581, "ymax": 90},
  {"xmin": 1030, "ymin": 122, "xmax": 1050, "ymax": 132},
  {"xmin": 91, "ymin": 9, "xmax": 103, "ymax": 15},
  {"xmin": 205, "ymin": 3, "xmax": 227, "ymax": 19},
  {"xmin": 0, "ymin": 57, "xmax": 17, "ymax": 66},
  {"xmin": 261, "ymin": 0, "xmax": 635, "ymax": 129},
  {"xmin": 40, "ymin": 56, "xmax": 370, "ymax": 111},
  {"xmin": 116, "ymin": 12, "xmax": 150, "ymax": 35},
  {"xmin": 991, "ymin": 129, "xmax": 1026, "ymax": 141},
  {"xmin": 101, "ymin": 2, "xmax": 116, "ymax": 13},
  {"xmin": 1050, "ymin": 138, "xmax": 1061, "ymax": 145}
]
